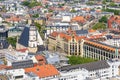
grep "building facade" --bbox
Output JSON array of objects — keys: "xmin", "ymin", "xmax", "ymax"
[
  {"xmin": 83, "ymin": 40, "xmax": 119, "ymax": 60},
  {"xmin": 48, "ymin": 30, "xmax": 120, "ymax": 60},
  {"xmin": 57, "ymin": 59, "xmax": 120, "ymax": 80}
]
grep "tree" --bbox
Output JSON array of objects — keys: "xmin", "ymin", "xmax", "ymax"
[
  {"xmin": 70, "ymin": 9, "xmax": 76, "ymax": 13},
  {"xmin": 21, "ymin": 1, "xmax": 42, "ymax": 8},
  {"xmin": 34, "ymin": 22, "xmax": 41, "ymax": 33},
  {"xmin": 86, "ymin": 2, "xmax": 94, "ymax": 5},
  {"xmin": 48, "ymin": 9, "xmax": 53, "ymax": 12},
  {"xmin": 99, "ymin": 16, "xmax": 108, "ymax": 23},
  {"xmin": 102, "ymin": 0, "xmax": 106, "ymax": 4},
  {"xmin": 102, "ymin": 8, "xmax": 120, "ymax": 15},
  {"xmin": 34, "ymin": 22, "xmax": 45, "ymax": 39},
  {"xmin": 68, "ymin": 56, "xmax": 97, "ymax": 65},
  {"xmin": 7, "ymin": 37, "xmax": 17, "ymax": 48},
  {"xmin": 92, "ymin": 22, "xmax": 106, "ymax": 30},
  {"xmin": 58, "ymin": 3, "xmax": 65, "ymax": 7},
  {"xmin": 45, "ymin": 5, "xmax": 48, "ymax": 8},
  {"xmin": 22, "ymin": 1, "xmax": 30, "ymax": 6},
  {"xmin": 109, "ymin": 2, "xmax": 117, "ymax": 7},
  {"xmin": 32, "ymin": 14, "xmax": 39, "ymax": 18}
]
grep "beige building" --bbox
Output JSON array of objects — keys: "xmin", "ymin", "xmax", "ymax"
[
  {"xmin": 48, "ymin": 30, "xmax": 120, "ymax": 60},
  {"xmin": 28, "ymin": 18, "xmax": 45, "ymax": 25},
  {"xmin": 48, "ymin": 30, "xmax": 85, "ymax": 56}
]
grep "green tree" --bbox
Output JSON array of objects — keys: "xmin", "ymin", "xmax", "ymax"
[
  {"xmin": 86, "ymin": 1, "xmax": 94, "ymax": 5},
  {"xmin": 109, "ymin": 2, "xmax": 117, "ymax": 7},
  {"xmin": 34, "ymin": 22, "xmax": 45, "ymax": 39},
  {"xmin": 7, "ymin": 37, "xmax": 17, "ymax": 48},
  {"xmin": 92, "ymin": 22, "xmax": 106, "ymax": 30},
  {"xmin": 70, "ymin": 9, "xmax": 76, "ymax": 13},
  {"xmin": 22, "ymin": 1, "xmax": 30, "ymax": 6},
  {"xmin": 99, "ymin": 16, "xmax": 108, "ymax": 23},
  {"xmin": 58, "ymin": 3, "xmax": 65, "ymax": 7},
  {"xmin": 102, "ymin": 8, "xmax": 120, "ymax": 15},
  {"xmin": 34, "ymin": 22, "xmax": 41, "ymax": 33},
  {"xmin": 68, "ymin": 56, "xmax": 97, "ymax": 65},
  {"xmin": 32, "ymin": 14, "xmax": 39, "ymax": 18},
  {"xmin": 102, "ymin": 0, "xmax": 106, "ymax": 4},
  {"xmin": 21, "ymin": 1, "xmax": 42, "ymax": 8},
  {"xmin": 3, "ymin": 58, "xmax": 7, "ymax": 65},
  {"xmin": 45, "ymin": 5, "xmax": 48, "ymax": 8},
  {"xmin": 48, "ymin": 9, "xmax": 53, "ymax": 12}
]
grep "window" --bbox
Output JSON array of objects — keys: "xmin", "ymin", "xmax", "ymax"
[
  {"xmin": 33, "ymin": 44, "xmax": 36, "ymax": 47},
  {"xmin": 112, "ymin": 66, "xmax": 114, "ymax": 68},
  {"xmin": 72, "ymin": 39, "xmax": 74, "ymax": 42},
  {"xmin": 15, "ymin": 75, "xmax": 23, "ymax": 79},
  {"xmin": 39, "ymin": 59, "xmax": 43, "ymax": 61}
]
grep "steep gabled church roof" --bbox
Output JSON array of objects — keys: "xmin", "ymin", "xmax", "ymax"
[{"xmin": 18, "ymin": 27, "xmax": 29, "ymax": 47}]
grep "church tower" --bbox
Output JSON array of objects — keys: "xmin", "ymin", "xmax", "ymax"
[
  {"xmin": 28, "ymin": 24, "xmax": 38, "ymax": 53},
  {"xmin": 16, "ymin": 23, "xmax": 44, "ymax": 53}
]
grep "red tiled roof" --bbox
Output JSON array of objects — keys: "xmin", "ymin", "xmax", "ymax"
[
  {"xmin": 50, "ymin": 32, "xmax": 59, "ymax": 37},
  {"xmin": 88, "ymin": 29, "xmax": 96, "ymax": 32},
  {"xmin": 72, "ymin": 16, "xmax": 86, "ymax": 23},
  {"xmin": 25, "ymin": 64, "xmax": 59, "ymax": 78},
  {"xmin": 85, "ymin": 15, "xmax": 91, "ymax": 19},
  {"xmin": 96, "ymin": 9, "xmax": 102, "ymax": 13},
  {"xmin": 59, "ymin": 33, "xmax": 71, "ymax": 41},
  {"xmin": 42, "ymin": 0, "xmax": 48, "ymax": 4},
  {"xmin": 75, "ymin": 36, "xmax": 86, "ymax": 41},
  {"xmin": 115, "ymin": 19, "xmax": 120, "ymax": 25},
  {"xmin": 32, "ymin": 6, "xmax": 43, "ymax": 10},
  {"xmin": 108, "ymin": 15, "xmax": 120, "ymax": 29},
  {"xmin": 17, "ymin": 48, "xmax": 28, "ymax": 52},
  {"xmin": 46, "ymin": 13, "xmax": 53, "ymax": 19},
  {"xmin": 82, "ymin": 8, "xmax": 91, "ymax": 11},
  {"xmin": 0, "ymin": 65, "xmax": 7, "ymax": 70},
  {"xmin": 35, "ymin": 55, "xmax": 46, "ymax": 65},
  {"xmin": 85, "ymin": 40, "xmax": 115, "ymax": 52},
  {"xmin": 0, "ymin": 65, "xmax": 12, "ymax": 70},
  {"xmin": 50, "ymin": 29, "xmax": 108, "ymax": 42},
  {"xmin": 5, "ymin": 17, "xmax": 21, "ymax": 22},
  {"xmin": 112, "ymin": 0, "xmax": 120, "ymax": 3},
  {"xmin": 49, "ymin": 7, "xmax": 65, "ymax": 11}
]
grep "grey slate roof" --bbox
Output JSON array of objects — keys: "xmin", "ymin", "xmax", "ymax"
[
  {"xmin": 58, "ymin": 60, "xmax": 110, "ymax": 71},
  {"xmin": 106, "ymin": 35, "xmax": 113, "ymax": 39},
  {"xmin": 75, "ymin": 29, "xmax": 88, "ymax": 35},
  {"xmin": 18, "ymin": 27, "xmax": 29, "ymax": 47},
  {"xmin": 37, "ymin": 45, "xmax": 47, "ymax": 52},
  {"xmin": 0, "ymin": 40, "xmax": 9, "ymax": 49},
  {"xmin": 9, "ymin": 27, "xmax": 22, "ymax": 32},
  {"xmin": 12, "ymin": 60, "xmax": 33, "ymax": 69}
]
